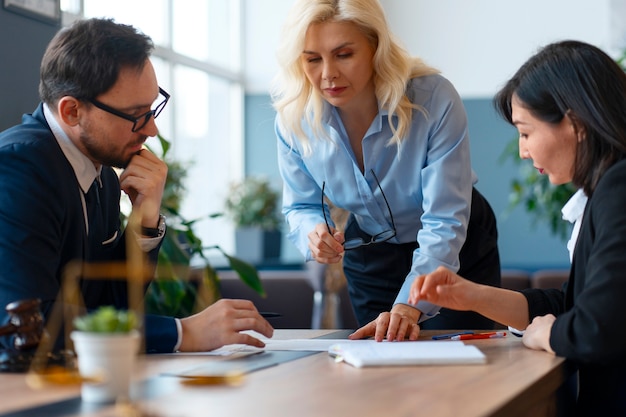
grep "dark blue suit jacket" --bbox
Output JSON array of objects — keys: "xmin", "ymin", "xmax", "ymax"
[{"xmin": 0, "ymin": 104, "xmax": 177, "ymax": 353}]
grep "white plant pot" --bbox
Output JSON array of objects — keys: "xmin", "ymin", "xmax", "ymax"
[
  {"xmin": 70, "ymin": 330, "xmax": 140, "ymax": 403},
  {"xmin": 235, "ymin": 227, "xmax": 282, "ymax": 264}
]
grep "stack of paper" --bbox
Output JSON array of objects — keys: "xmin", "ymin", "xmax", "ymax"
[{"xmin": 328, "ymin": 340, "xmax": 486, "ymax": 368}]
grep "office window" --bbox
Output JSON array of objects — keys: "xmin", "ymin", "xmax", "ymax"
[{"xmin": 64, "ymin": 0, "xmax": 244, "ymax": 260}]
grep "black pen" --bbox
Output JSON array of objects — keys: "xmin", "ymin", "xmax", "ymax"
[{"xmin": 260, "ymin": 312, "xmax": 282, "ymax": 318}]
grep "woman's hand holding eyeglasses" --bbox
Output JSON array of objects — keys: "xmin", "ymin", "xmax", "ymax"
[{"xmin": 308, "ymin": 223, "xmax": 345, "ymax": 264}]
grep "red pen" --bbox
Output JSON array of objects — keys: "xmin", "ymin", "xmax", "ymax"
[{"xmin": 450, "ymin": 331, "xmax": 506, "ymax": 341}]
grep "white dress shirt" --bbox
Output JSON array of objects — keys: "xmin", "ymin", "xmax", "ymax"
[{"xmin": 561, "ymin": 188, "xmax": 588, "ymax": 263}]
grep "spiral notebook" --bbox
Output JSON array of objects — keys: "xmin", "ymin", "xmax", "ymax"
[{"xmin": 328, "ymin": 340, "xmax": 486, "ymax": 367}]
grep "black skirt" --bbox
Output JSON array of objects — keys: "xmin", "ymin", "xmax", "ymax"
[{"xmin": 342, "ymin": 187, "xmax": 501, "ymax": 329}]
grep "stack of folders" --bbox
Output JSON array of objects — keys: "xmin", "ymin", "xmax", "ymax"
[{"xmin": 328, "ymin": 340, "xmax": 486, "ymax": 368}]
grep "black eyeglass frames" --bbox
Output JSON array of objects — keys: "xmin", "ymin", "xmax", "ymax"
[
  {"xmin": 322, "ymin": 170, "xmax": 397, "ymax": 250},
  {"xmin": 88, "ymin": 87, "xmax": 170, "ymax": 132}
]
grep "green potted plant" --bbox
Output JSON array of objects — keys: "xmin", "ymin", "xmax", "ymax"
[
  {"xmin": 224, "ymin": 176, "xmax": 283, "ymax": 265},
  {"xmin": 142, "ymin": 134, "xmax": 265, "ymax": 318},
  {"xmin": 70, "ymin": 306, "xmax": 140, "ymax": 403},
  {"xmin": 72, "ymin": 306, "xmax": 138, "ymax": 333}
]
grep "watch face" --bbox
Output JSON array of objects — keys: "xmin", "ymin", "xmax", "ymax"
[{"xmin": 157, "ymin": 215, "xmax": 166, "ymax": 235}]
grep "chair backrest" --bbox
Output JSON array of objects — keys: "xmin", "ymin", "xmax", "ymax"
[
  {"xmin": 501, "ymin": 269, "xmax": 531, "ymax": 291},
  {"xmin": 218, "ymin": 270, "xmax": 315, "ymax": 329},
  {"xmin": 531, "ymin": 269, "xmax": 570, "ymax": 290}
]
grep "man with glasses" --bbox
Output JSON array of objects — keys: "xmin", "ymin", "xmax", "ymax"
[{"xmin": 0, "ymin": 18, "xmax": 273, "ymax": 356}]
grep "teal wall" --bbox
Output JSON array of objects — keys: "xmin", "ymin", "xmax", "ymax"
[{"xmin": 245, "ymin": 94, "xmax": 571, "ymax": 270}]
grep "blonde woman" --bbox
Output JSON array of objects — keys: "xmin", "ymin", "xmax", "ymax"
[{"xmin": 272, "ymin": 0, "xmax": 500, "ymax": 341}]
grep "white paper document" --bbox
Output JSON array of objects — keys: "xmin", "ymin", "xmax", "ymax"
[
  {"xmin": 262, "ymin": 338, "xmax": 348, "ymax": 351},
  {"xmin": 166, "ymin": 338, "xmax": 349, "ymax": 356},
  {"xmin": 328, "ymin": 340, "xmax": 487, "ymax": 367}
]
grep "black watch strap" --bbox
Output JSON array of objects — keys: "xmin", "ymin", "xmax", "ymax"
[{"xmin": 141, "ymin": 215, "xmax": 166, "ymax": 238}]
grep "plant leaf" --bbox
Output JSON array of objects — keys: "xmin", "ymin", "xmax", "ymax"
[{"xmin": 211, "ymin": 246, "xmax": 265, "ymax": 297}]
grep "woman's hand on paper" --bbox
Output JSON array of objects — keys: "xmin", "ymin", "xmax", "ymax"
[{"xmin": 349, "ymin": 304, "xmax": 421, "ymax": 342}]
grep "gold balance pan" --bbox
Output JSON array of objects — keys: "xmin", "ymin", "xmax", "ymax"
[{"xmin": 26, "ymin": 366, "xmax": 104, "ymax": 388}]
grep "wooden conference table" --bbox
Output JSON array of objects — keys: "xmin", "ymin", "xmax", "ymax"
[{"xmin": 0, "ymin": 329, "xmax": 572, "ymax": 417}]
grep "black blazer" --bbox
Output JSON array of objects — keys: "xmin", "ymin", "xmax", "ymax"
[
  {"xmin": 522, "ymin": 159, "xmax": 626, "ymax": 415},
  {"xmin": 0, "ymin": 104, "xmax": 177, "ymax": 353}
]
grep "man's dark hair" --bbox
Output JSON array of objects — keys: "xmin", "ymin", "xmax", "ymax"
[{"xmin": 39, "ymin": 18, "xmax": 154, "ymax": 104}]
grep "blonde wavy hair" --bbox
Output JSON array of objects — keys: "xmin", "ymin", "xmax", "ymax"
[{"xmin": 271, "ymin": 0, "xmax": 439, "ymax": 156}]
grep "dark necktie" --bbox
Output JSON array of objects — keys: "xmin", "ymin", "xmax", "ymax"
[
  {"xmin": 84, "ymin": 180, "xmax": 102, "ymax": 245},
  {"xmin": 82, "ymin": 179, "xmax": 120, "ymax": 307}
]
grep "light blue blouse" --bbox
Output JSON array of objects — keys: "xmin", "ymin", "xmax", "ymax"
[{"xmin": 276, "ymin": 74, "xmax": 477, "ymax": 316}]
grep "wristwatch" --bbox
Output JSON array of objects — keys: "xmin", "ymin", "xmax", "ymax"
[{"xmin": 141, "ymin": 214, "xmax": 166, "ymax": 238}]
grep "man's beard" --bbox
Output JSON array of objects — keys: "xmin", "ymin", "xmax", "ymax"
[{"xmin": 79, "ymin": 131, "xmax": 145, "ymax": 168}]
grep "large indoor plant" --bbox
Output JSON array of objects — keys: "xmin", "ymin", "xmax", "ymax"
[
  {"xmin": 143, "ymin": 135, "xmax": 265, "ymax": 318},
  {"xmin": 224, "ymin": 176, "xmax": 283, "ymax": 264}
]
